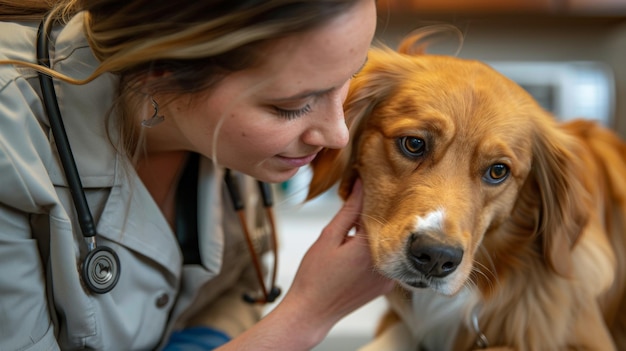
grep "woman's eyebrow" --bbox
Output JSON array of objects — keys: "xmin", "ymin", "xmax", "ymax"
[{"xmin": 266, "ymin": 87, "xmax": 334, "ymax": 103}]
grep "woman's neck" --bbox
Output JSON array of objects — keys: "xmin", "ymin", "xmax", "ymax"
[{"xmin": 135, "ymin": 150, "xmax": 190, "ymax": 228}]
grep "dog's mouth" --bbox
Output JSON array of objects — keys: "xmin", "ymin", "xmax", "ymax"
[
  {"xmin": 396, "ymin": 274, "xmax": 460, "ymax": 295},
  {"xmin": 384, "ymin": 260, "xmax": 465, "ymax": 296},
  {"xmin": 399, "ymin": 275, "xmax": 439, "ymax": 291},
  {"xmin": 406, "ymin": 280, "xmax": 430, "ymax": 289}
]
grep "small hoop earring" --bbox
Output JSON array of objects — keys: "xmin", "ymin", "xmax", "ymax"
[{"xmin": 141, "ymin": 98, "xmax": 165, "ymax": 128}]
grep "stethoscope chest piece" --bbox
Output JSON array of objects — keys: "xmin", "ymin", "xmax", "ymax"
[{"xmin": 82, "ymin": 246, "xmax": 121, "ymax": 294}]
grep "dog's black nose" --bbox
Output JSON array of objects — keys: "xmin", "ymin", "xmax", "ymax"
[{"xmin": 409, "ymin": 235, "xmax": 463, "ymax": 278}]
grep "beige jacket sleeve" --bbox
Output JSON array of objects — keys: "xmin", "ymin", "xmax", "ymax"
[{"xmin": 0, "ymin": 74, "xmax": 62, "ymax": 351}]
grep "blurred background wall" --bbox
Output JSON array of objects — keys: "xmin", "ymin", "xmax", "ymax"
[
  {"xmin": 375, "ymin": 0, "xmax": 626, "ymax": 137},
  {"xmin": 270, "ymin": 1, "xmax": 626, "ymax": 350}
]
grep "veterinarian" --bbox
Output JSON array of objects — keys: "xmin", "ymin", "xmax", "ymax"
[{"xmin": 0, "ymin": 0, "xmax": 393, "ymax": 350}]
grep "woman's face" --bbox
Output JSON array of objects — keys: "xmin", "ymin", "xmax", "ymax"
[{"xmin": 155, "ymin": 0, "xmax": 377, "ymax": 183}]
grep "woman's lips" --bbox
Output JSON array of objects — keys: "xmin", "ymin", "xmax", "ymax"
[{"xmin": 276, "ymin": 153, "xmax": 318, "ymax": 168}]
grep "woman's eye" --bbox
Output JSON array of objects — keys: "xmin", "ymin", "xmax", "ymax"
[
  {"xmin": 274, "ymin": 104, "xmax": 312, "ymax": 120},
  {"xmin": 398, "ymin": 136, "xmax": 426, "ymax": 158},
  {"xmin": 482, "ymin": 163, "xmax": 510, "ymax": 185}
]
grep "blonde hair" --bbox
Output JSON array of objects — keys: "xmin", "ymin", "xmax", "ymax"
[{"xmin": 0, "ymin": 0, "xmax": 362, "ymax": 157}]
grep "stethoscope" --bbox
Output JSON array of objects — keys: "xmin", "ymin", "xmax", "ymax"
[
  {"xmin": 37, "ymin": 19, "xmax": 121, "ymax": 294},
  {"xmin": 36, "ymin": 18, "xmax": 281, "ymax": 303}
]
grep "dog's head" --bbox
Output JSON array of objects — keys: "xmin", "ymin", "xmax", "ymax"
[{"xmin": 308, "ymin": 32, "xmax": 590, "ymax": 296}]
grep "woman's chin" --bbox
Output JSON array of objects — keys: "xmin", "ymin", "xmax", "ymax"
[{"xmin": 257, "ymin": 167, "xmax": 300, "ymax": 184}]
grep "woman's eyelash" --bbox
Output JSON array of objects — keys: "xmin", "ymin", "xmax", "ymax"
[{"xmin": 274, "ymin": 104, "xmax": 312, "ymax": 120}]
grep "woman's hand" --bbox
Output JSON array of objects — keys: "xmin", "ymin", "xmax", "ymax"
[
  {"xmin": 219, "ymin": 179, "xmax": 393, "ymax": 351},
  {"xmin": 281, "ymin": 179, "xmax": 394, "ymax": 330}
]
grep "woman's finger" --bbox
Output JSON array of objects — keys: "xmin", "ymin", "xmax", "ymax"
[{"xmin": 317, "ymin": 179, "xmax": 363, "ymax": 246}]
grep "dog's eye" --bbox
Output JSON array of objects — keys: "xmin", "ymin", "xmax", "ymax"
[
  {"xmin": 483, "ymin": 164, "xmax": 510, "ymax": 184},
  {"xmin": 398, "ymin": 136, "xmax": 426, "ymax": 157}
]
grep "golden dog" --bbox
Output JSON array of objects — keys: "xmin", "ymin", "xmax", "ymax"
[{"xmin": 307, "ymin": 32, "xmax": 626, "ymax": 350}]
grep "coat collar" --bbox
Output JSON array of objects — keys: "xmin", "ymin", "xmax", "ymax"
[{"xmin": 48, "ymin": 13, "xmax": 226, "ymax": 278}]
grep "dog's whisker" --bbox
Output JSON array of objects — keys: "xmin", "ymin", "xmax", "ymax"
[
  {"xmin": 461, "ymin": 277, "xmax": 479, "ymax": 294},
  {"xmin": 470, "ymin": 262, "xmax": 497, "ymax": 293},
  {"xmin": 476, "ymin": 247, "xmax": 499, "ymax": 287},
  {"xmin": 359, "ymin": 212, "xmax": 389, "ymax": 227}
]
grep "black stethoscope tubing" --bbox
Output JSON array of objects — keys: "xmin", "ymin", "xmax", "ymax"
[
  {"xmin": 37, "ymin": 18, "xmax": 120, "ymax": 294},
  {"xmin": 37, "ymin": 20, "xmax": 97, "ymax": 240}
]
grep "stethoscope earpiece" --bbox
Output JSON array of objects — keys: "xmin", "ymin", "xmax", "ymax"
[
  {"xmin": 267, "ymin": 286, "xmax": 282, "ymax": 303},
  {"xmin": 243, "ymin": 286, "xmax": 282, "ymax": 304}
]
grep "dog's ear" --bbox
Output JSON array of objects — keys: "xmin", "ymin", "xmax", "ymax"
[
  {"xmin": 305, "ymin": 78, "xmax": 367, "ymax": 201},
  {"xmin": 531, "ymin": 118, "xmax": 591, "ymax": 277},
  {"xmin": 306, "ymin": 49, "xmax": 399, "ymax": 201},
  {"xmin": 306, "ymin": 146, "xmax": 353, "ymax": 201},
  {"xmin": 397, "ymin": 24, "xmax": 464, "ymax": 56},
  {"xmin": 306, "ymin": 78, "xmax": 375, "ymax": 201}
]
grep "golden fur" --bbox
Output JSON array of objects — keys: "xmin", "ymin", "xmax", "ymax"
[{"xmin": 307, "ymin": 33, "xmax": 626, "ymax": 350}]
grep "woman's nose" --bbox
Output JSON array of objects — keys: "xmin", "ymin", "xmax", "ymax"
[{"xmin": 301, "ymin": 96, "xmax": 349, "ymax": 149}]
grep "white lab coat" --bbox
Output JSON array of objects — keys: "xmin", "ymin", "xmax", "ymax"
[{"xmin": 0, "ymin": 13, "xmax": 270, "ymax": 350}]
